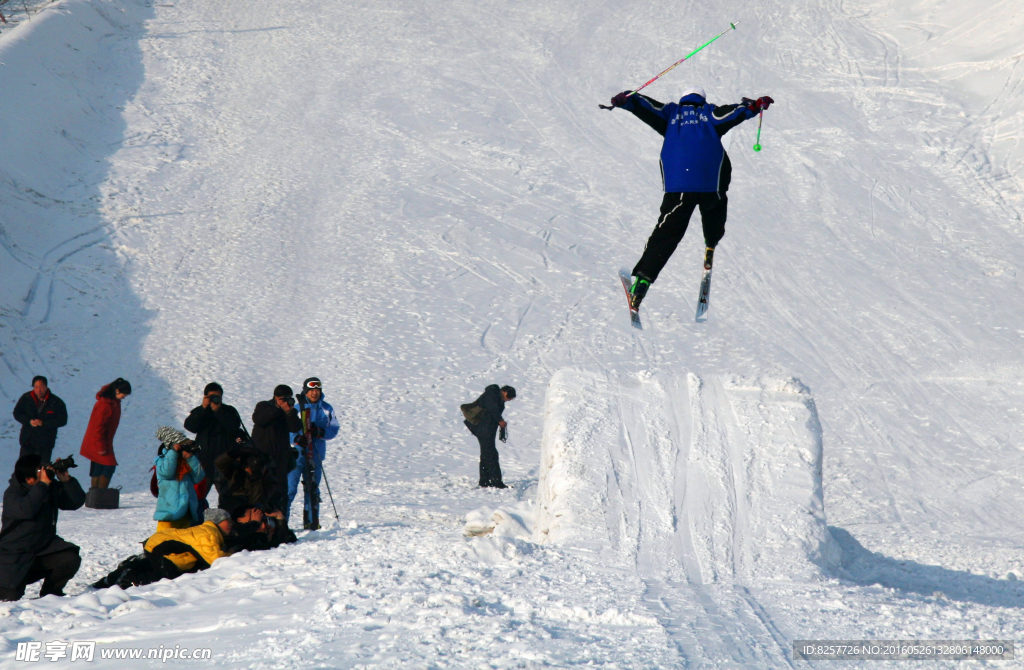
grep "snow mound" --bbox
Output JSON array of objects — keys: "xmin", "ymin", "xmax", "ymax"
[
  {"xmin": 461, "ymin": 502, "xmax": 536, "ymax": 564},
  {"xmin": 463, "ymin": 504, "xmax": 533, "ymax": 539},
  {"xmin": 535, "ymin": 369, "xmax": 839, "ymax": 583}
]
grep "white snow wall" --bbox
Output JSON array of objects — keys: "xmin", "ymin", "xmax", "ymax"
[{"xmin": 535, "ymin": 369, "xmax": 840, "ymax": 583}]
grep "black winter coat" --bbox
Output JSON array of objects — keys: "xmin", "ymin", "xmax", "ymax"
[
  {"xmin": 0, "ymin": 476, "xmax": 85, "ymax": 590},
  {"xmin": 183, "ymin": 404, "xmax": 246, "ymax": 478},
  {"xmin": 214, "ymin": 447, "xmax": 284, "ymax": 513},
  {"xmin": 251, "ymin": 401, "xmax": 302, "ymax": 481},
  {"xmin": 12, "ymin": 392, "xmax": 68, "ymax": 457},
  {"xmin": 469, "ymin": 385, "xmax": 505, "ymax": 436}
]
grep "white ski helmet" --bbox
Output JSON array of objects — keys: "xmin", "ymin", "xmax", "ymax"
[{"xmin": 680, "ymin": 86, "xmax": 706, "ymax": 100}]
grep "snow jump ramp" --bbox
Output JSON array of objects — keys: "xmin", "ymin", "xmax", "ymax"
[{"xmin": 535, "ymin": 369, "xmax": 840, "ymax": 667}]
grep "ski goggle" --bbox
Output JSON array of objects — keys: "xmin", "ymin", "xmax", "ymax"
[{"xmin": 305, "ymin": 380, "xmax": 322, "ymax": 389}]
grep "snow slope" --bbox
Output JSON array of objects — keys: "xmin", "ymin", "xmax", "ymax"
[{"xmin": 2, "ymin": 0, "xmax": 1024, "ymax": 666}]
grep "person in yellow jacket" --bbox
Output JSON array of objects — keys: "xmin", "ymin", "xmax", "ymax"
[
  {"xmin": 93, "ymin": 508, "xmax": 235, "ymax": 589},
  {"xmin": 144, "ymin": 508, "xmax": 234, "ymax": 573}
]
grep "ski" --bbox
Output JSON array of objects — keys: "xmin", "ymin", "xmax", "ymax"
[
  {"xmin": 695, "ymin": 248, "xmax": 713, "ymax": 323},
  {"xmin": 298, "ymin": 398, "xmax": 321, "ymax": 530},
  {"xmin": 619, "ymin": 269, "xmax": 643, "ymax": 330}
]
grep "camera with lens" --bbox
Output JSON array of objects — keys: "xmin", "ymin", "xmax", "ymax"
[
  {"xmin": 43, "ymin": 455, "xmax": 78, "ymax": 478},
  {"xmin": 284, "ymin": 397, "xmax": 295, "ymax": 408},
  {"xmin": 161, "ymin": 439, "xmax": 201, "ymax": 455},
  {"xmin": 208, "ymin": 394, "xmax": 222, "ymax": 405}
]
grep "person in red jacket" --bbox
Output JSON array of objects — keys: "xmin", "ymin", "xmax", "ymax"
[{"xmin": 79, "ymin": 378, "xmax": 132, "ymax": 489}]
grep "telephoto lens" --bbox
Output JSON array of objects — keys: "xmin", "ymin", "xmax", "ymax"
[
  {"xmin": 51, "ymin": 456, "xmax": 78, "ymax": 471},
  {"xmin": 209, "ymin": 394, "xmax": 222, "ymax": 405}
]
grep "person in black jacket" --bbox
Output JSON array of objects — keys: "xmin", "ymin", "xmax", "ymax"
[
  {"xmin": 0, "ymin": 454, "xmax": 86, "ymax": 600},
  {"xmin": 464, "ymin": 384, "xmax": 516, "ymax": 488},
  {"xmin": 230, "ymin": 506, "xmax": 297, "ymax": 551},
  {"xmin": 12, "ymin": 376, "xmax": 68, "ymax": 463},
  {"xmin": 214, "ymin": 446, "xmax": 285, "ymax": 513},
  {"xmin": 183, "ymin": 382, "xmax": 246, "ymax": 497},
  {"xmin": 251, "ymin": 385, "xmax": 302, "ymax": 509}
]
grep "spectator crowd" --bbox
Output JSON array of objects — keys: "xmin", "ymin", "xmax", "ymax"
[{"xmin": 1, "ymin": 374, "xmax": 515, "ymax": 600}]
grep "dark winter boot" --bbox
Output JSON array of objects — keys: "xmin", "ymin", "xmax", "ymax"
[{"xmin": 629, "ymin": 275, "xmax": 651, "ymax": 310}]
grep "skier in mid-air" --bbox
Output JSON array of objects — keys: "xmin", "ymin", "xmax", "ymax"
[{"xmin": 608, "ymin": 86, "xmax": 773, "ymax": 310}]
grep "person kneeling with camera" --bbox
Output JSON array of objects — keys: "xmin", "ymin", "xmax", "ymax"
[{"xmin": 0, "ymin": 454, "xmax": 85, "ymax": 601}]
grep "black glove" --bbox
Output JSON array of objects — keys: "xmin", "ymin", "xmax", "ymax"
[
  {"xmin": 611, "ymin": 91, "xmax": 632, "ymax": 108},
  {"xmin": 744, "ymin": 95, "xmax": 774, "ymax": 112},
  {"xmin": 312, "ymin": 426, "xmax": 325, "ymax": 439},
  {"xmin": 295, "ymin": 434, "xmax": 309, "ymax": 448}
]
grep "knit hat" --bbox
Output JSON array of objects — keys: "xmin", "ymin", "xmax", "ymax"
[
  {"xmin": 204, "ymin": 508, "xmax": 231, "ymax": 525},
  {"xmin": 156, "ymin": 426, "xmax": 188, "ymax": 446},
  {"xmin": 680, "ymin": 85, "xmax": 706, "ymax": 100},
  {"xmin": 273, "ymin": 384, "xmax": 293, "ymax": 398},
  {"xmin": 302, "ymin": 377, "xmax": 322, "ymax": 393}
]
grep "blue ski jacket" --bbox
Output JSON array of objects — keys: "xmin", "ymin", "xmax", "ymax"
[
  {"xmin": 153, "ymin": 448, "xmax": 204, "ymax": 523},
  {"xmin": 290, "ymin": 394, "xmax": 339, "ymax": 462},
  {"xmin": 619, "ymin": 92, "xmax": 757, "ymax": 193}
]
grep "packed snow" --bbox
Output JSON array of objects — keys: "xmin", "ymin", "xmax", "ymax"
[{"xmin": 2, "ymin": 0, "xmax": 1024, "ymax": 666}]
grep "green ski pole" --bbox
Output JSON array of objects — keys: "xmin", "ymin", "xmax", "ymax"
[{"xmin": 752, "ymin": 110, "xmax": 764, "ymax": 152}]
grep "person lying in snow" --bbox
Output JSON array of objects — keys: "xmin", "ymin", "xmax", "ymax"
[
  {"xmin": 230, "ymin": 505, "xmax": 296, "ymax": 550},
  {"xmin": 92, "ymin": 508, "xmax": 234, "ymax": 590}
]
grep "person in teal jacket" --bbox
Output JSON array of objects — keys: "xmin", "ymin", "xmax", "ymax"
[{"xmin": 153, "ymin": 426, "xmax": 205, "ymax": 528}]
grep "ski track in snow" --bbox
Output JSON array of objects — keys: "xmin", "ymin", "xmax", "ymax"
[{"xmin": 2, "ymin": 0, "xmax": 1024, "ymax": 666}]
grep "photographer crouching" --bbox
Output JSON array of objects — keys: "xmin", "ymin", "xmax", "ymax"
[{"xmin": 0, "ymin": 454, "xmax": 85, "ymax": 601}]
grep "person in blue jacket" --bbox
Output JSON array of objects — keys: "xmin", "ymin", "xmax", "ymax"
[
  {"xmin": 153, "ymin": 426, "xmax": 205, "ymax": 529},
  {"xmin": 288, "ymin": 377, "xmax": 339, "ymax": 528},
  {"xmin": 608, "ymin": 86, "xmax": 774, "ymax": 309}
]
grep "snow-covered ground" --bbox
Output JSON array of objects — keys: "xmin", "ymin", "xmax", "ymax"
[{"xmin": 2, "ymin": 0, "xmax": 1024, "ymax": 666}]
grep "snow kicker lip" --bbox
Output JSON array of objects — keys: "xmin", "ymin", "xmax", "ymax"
[
  {"xmin": 534, "ymin": 369, "xmax": 841, "ymax": 665},
  {"xmin": 534, "ymin": 369, "xmax": 839, "ymax": 580}
]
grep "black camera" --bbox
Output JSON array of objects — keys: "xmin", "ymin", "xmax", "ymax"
[
  {"xmin": 208, "ymin": 394, "xmax": 222, "ymax": 405},
  {"xmin": 51, "ymin": 456, "xmax": 77, "ymax": 472},
  {"xmin": 43, "ymin": 455, "xmax": 78, "ymax": 478},
  {"xmin": 163, "ymin": 439, "xmax": 200, "ymax": 455},
  {"xmin": 284, "ymin": 397, "xmax": 295, "ymax": 408}
]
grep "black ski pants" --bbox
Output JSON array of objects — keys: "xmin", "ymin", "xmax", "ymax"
[
  {"xmin": 0, "ymin": 547, "xmax": 81, "ymax": 601},
  {"xmin": 467, "ymin": 421, "xmax": 504, "ymax": 487},
  {"xmin": 632, "ymin": 192, "xmax": 728, "ymax": 283}
]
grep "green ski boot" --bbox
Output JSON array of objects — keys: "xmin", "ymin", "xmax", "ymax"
[{"xmin": 629, "ymin": 275, "xmax": 651, "ymax": 310}]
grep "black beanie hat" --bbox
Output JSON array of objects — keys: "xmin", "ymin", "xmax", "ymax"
[
  {"xmin": 273, "ymin": 384, "xmax": 293, "ymax": 398},
  {"xmin": 302, "ymin": 377, "xmax": 322, "ymax": 393}
]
